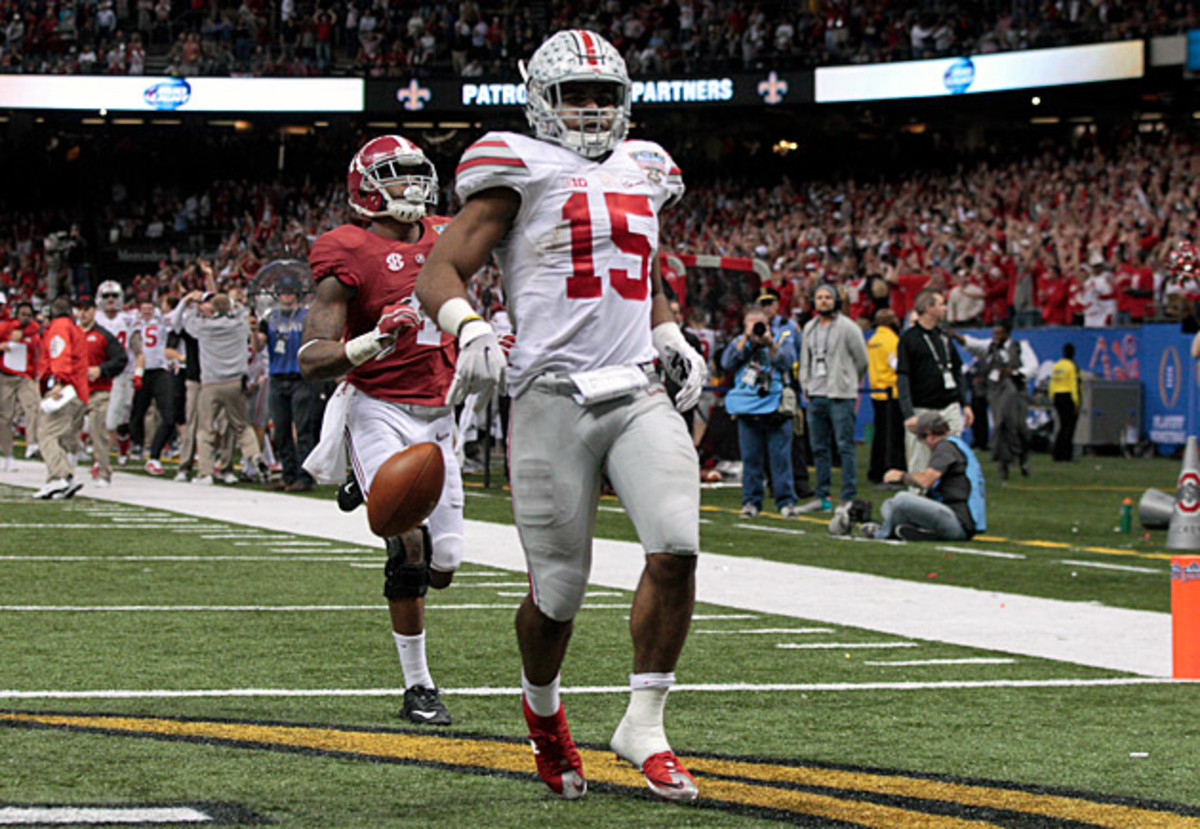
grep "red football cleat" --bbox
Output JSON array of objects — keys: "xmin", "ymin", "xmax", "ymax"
[
  {"xmin": 634, "ymin": 750, "xmax": 698, "ymax": 802},
  {"xmin": 523, "ymin": 697, "xmax": 586, "ymax": 799}
]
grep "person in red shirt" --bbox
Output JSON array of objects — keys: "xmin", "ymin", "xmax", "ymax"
[
  {"xmin": 1038, "ymin": 266, "xmax": 1072, "ymax": 326},
  {"xmin": 76, "ymin": 296, "xmax": 129, "ymax": 486},
  {"xmin": 33, "ymin": 295, "xmax": 90, "ymax": 499},
  {"xmin": 299, "ymin": 134, "xmax": 461, "ymax": 727},
  {"xmin": 0, "ymin": 300, "xmax": 41, "ymax": 470}
]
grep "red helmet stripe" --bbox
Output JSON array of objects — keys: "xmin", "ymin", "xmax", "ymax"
[{"xmin": 577, "ymin": 29, "xmax": 599, "ymax": 64}]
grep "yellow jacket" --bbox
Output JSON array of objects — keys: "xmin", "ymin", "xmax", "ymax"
[
  {"xmin": 1049, "ymin": 358, "xmax": 1079, "ymax": 406},
  {"xmin": 867, "ymin": 325, "xmax": 899, "ymax": 401}
]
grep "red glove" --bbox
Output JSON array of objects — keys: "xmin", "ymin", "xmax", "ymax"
[
  {"xmin": 498, "ymin": 332, "xmax": 515, "ymax": 358},
  {"xmin": 377, "ymin": 298, "xmax": 422, "ymax": 337},
  {"xmin": 133, "ymin": 372, "xmax": 143, "ymax": 391}
]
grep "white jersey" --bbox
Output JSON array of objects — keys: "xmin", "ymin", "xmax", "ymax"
[
  {"xmin": 137, "ymin": 311, "xmax": 168, "ymax": 371},
  {"xmin": 98, "ymin": 308, "xmax": 140, "ymax": 376},
  {"xmin": 455, "ymin": 131, "xmax": 684, "ymax": 396}
]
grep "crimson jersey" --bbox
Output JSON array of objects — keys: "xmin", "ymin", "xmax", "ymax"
[{"xmin": 309, "ymin": 218, "xmax": 456, "ymax": 405}]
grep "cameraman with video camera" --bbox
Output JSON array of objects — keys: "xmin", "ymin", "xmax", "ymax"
[{"xmin": 720, "ymin": 307, "xmax": 801, "ymax": 519}]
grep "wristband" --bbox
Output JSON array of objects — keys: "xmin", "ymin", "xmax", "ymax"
[
  {"xmin": 436, "ymin": 297, "xmax": 482, "ymax": 338},
  {"xmin": 134, "ymin": 367, "xmax": 144, "ymax": 379},
  {"xmin": 343, "ymin": 331, "xmax": 385, "ymax": 366}
]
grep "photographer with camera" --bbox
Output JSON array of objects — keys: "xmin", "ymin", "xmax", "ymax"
[{"xmin": 720, "ymin": 308, "xmax": 801, "ymax": 518}]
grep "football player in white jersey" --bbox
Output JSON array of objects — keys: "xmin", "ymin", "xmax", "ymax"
[
  {"xmin": 416, "ymin": 29, "xmax": 707, "ymax": 803},
  {"xmin": 95, "ymin": 279, "xmax": 142, "ymax": 467},
  {"xmin": 130, "ymin": 299, "xmax": 175, "ymax": 474}
]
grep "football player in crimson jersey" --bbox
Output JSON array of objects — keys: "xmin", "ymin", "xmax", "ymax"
[
  {"xmin": 299, "ymin": 134, "xmax": 462, "ymax": 726},
  {"xmin": 416, "ymin": 29, "xmax": 707, "ymax": 802}
]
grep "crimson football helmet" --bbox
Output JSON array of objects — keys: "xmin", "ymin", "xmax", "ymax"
[
  {"xmin": 96, "ymin": 279, "xmax": 123, "ymax": 313},
  {"xmin": 1167, "ymin": 241, "xmax": 1199, "ymax": 281},
  {"xmin": 347, "ymin": 135, "xmax": 438, "ymax": 224},
  {"xmin": 520, "ymin": 29, "xmax": 631, "ymax": 159}
]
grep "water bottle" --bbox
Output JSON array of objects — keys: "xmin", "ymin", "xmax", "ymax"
[{"xmin": 1120, "ymin": 498, "xmax": 1133, "ymax": 534}]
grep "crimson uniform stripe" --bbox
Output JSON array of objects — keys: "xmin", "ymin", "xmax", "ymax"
[{"xmin": 456, "ymin": 156, "xmax": 527, "ymax": 175}]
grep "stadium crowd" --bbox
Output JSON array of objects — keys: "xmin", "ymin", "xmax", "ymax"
[
  {"xmin": 8, "ymin": 128, "xmax": 1194, "ymax": 342},
  {"xmin": 0, "ymin": 0, "xmax": 1195, "ymax": 77}
]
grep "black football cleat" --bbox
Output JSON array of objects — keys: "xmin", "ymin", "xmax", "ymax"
[
  {"xmin": 337, "ymin": 478, "xmax": 364, "ymax": 512},
  {"xmin": 401, "ymin": 685, "xmax": 451, "ymax": 726}
]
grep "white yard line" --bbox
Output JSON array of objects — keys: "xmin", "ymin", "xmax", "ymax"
[
  {"xmin": 1, "ymin": 676, "xmax": 1193, "ymax": 701},
  {"xmin": 0, "ymin": 556, "xmax": 381, "ymax": 563},
  {"xmin": 734, "ymin": 523, "xmax": 807, "ymax": 535},
  {"xmin": 1059, "ymin": 559, "xmax": 1162, "ymax": 574},
  {"xmin": 0, "ymin": 603, "xmax": 634, "ymax": 612},
  {"xmin": 776, "ymin": 642, "xmax": 919, "ymax": 650},
  {"xmin": 0, "ymin": 806, "xmax": 212, "ymax": 825},
  {"xmin": 937, "ymin": 546, "xmax": 1027, "ymax": 560},
  {"xmin": 863, "ymin": 658, "xmax": 1018, "ymax": 666},
  {"xmin": 0, "ymin": 459, "xmax": 1173, "ymax": 676},
  {"xmin": 695, "ymin": 628, "xmax": 834, "ymax": 635}
]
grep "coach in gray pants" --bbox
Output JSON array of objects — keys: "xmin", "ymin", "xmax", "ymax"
[{"xmin": 182, "ymin": 291, "xmax": 251, "ymax": 485}]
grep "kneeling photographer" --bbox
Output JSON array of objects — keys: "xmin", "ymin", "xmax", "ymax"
[{"xmin": 720, "ymin": 308, "xmax": 800, "ymax": 519}]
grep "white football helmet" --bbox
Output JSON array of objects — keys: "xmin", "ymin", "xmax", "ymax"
[
  {"xmin": 96, "ymin": 280, "xmax": 123, "ymax": 313},
  {"xmin": 520, "ymin": 29, "xmax": 631, "ymax": 159}
]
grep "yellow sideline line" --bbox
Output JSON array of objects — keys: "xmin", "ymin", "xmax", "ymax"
[{"xmin": 4, "ymin": 713, "xmax": 1197, "ymax": 828}]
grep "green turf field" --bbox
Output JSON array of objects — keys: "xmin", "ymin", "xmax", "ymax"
[{"xmin": 2, "ymin": 447, "xmax": 1199, "ymax": 827}]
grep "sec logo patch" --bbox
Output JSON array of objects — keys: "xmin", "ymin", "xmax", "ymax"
[{"xmin": 386, "ymin": 253, "xmax": 405, "ymax": 272}]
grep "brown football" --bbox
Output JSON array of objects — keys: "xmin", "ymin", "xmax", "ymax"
[{"xmin": 367, "ymin": 442, "xmax": 446, "ymax": 538}]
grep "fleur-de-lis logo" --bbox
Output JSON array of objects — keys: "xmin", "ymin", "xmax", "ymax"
[
  {"xmin": 757, "ymin": 71, "xmax": 788, "ymax": 105},
  {"xmin": 396, "ymin": 79, "xmax": 432, "ymax": 112}
]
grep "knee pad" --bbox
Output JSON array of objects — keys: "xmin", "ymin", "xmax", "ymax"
[
  {"xmin": 383, "ymin": 527, "xmax": 432, "ymax": 599},
  {"xmin": 384, "ymin": 558, "xmax": 429, "ymax": 599}
]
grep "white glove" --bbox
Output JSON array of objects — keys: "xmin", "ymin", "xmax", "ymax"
[
  {"xmin": 445, "ymin": 319, "xmax": 507, "ymax": 407},
  {"xmin": 653, "ymin": 322, "xmax": 707, "ymax": 412}
]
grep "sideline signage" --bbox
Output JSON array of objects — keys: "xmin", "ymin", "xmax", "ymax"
[
  {"xmin": 815, "ymin": 40, "xmax": 1144, "ymax": 103},
  {"xmin": 366, "ymin": 70, "xmax": 812, "ymax": 113},
  {"xmin": 0, "ymin": 76, "xmax": 364, "ymax": 112}
]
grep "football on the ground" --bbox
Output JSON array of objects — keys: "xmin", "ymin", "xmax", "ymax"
[{"xmin": 367, "ymin": 443, "xmax": 445, "ymax": 538}]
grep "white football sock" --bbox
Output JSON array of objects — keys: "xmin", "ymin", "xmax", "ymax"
[
  {"xmin": 393, "ymin": 631, "xmax": 434, "ymax": 690},
  {"xmin": 521, "ymin": 672, "xmax": 561, "ymax": 718},
  {"xmin": 611, "ymin": 672, "xmax": 673, "ymax": 766}
]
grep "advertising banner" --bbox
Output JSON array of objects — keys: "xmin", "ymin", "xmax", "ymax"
[
  {"xmin": 366, "ymin": 70, "xmax": 812, "ymax": 113},
  {"xmin": 0, "ymin": 76, "xmax": 364, "ymax": 112},
  {"xmin": 815, "ymin": 40, "xmax": 1144, "ymax": 103}
]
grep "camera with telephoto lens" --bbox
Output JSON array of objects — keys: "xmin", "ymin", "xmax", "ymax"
[{"xmin": 752, "ymin": 321, "xmax": 767, "ymax": 337}]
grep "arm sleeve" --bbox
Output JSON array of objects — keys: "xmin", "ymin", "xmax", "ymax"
[
  {"xmin": 848, "ymin": 321, "xmax": 869, "ymax": 379},
  {"xmin": 896, "ymin": 335, "xmax": 914, "ymax": 418},
  {"xmin": 99, "ymin": 327, "xmax": 128, "ymax": 378},
  {"xmin": 720, "ymin": 339, "xmax": 748, "ymax": 372}
]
